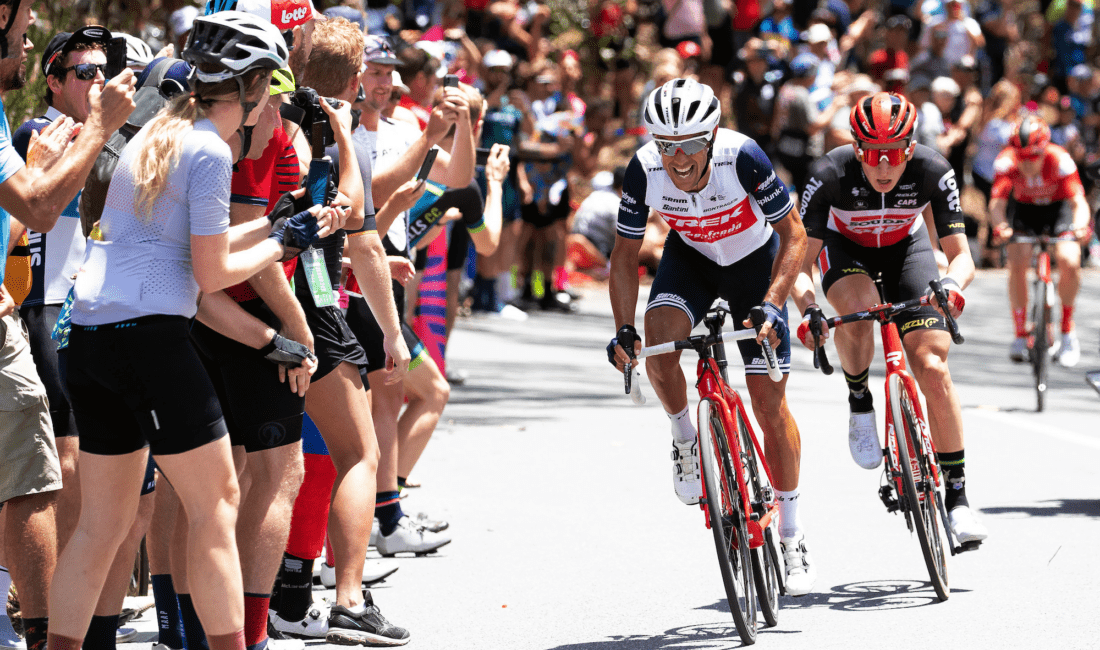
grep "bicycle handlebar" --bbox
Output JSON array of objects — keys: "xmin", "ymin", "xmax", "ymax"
[{"xmin": 1009, "ymin": 233, "xmax": 1079, "ymax": 245}]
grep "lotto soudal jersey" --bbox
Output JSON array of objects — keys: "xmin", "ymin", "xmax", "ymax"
[
  {"xmin": 800, "ymin": 143, "xmax": 965, "ymax": 247},
  {"xmin": 617, "ymin": 129, "xmax": 793, "ymax": 266},
  {"xmin": 991, "ymin": 144, "xmax": 1083, "ymax": 205}
]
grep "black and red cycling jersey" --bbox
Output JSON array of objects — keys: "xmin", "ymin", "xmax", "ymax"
[
  {"xmin": 800, "ymin": 143, "xmax": 966, "ymax": 248},
  {"xmin": 991, "ymin": 143, "xmax": 1083, "ymax": 206}
]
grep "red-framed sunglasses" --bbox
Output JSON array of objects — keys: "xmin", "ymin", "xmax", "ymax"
[{"xmin": 855, "ymin": 143, "xmax": 910, "ymax": 166}]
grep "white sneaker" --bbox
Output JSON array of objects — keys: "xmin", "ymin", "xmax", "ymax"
[
  {"xmin": 1057, "ymin": 331, "xmax": 1080, "ymax": 367},
  {"xmin": 368, "ymin": 517, "xmax": 380, "ymax": 547},
  {"xmin": 115, "ymin": 627, "xmax": 138, "ymax": 643},
  {"xmin": 670, "ymin": 438, "xmax": 702, "ymax": 505},
  {"xmin": 413, "ymin": 511, "xmax": 449, "ymax": 533},
  {"xmin": 1009, "ymin": 337, "xmax": 1028, "ymax": 363},
  {"xmin": 319, "ymin": 560, "xmax": 399, "ymax": 587},
  {"xmin": 266, "ymin": 638, "xmax": 305, "ymax": 650},
  {"xmin": 948, "ymin": 506, "xmax": 989, "ymax": 544},
  {"xmin": 1, "ymin": 615, "xmax": 24, "ymax": 649},
  {"xmin": 269, "ymin": 601, "xmax": 331, "ymax": 639},
  {"xmin": 496, "ymin": 304, "xmax": 528, "ymax": 321},
  {"xmin": 780, "ymin": 533, "xmax": 817, "ymax": 596},
  {"xmin": 375, "ymin": 516, "xmax": 452, "ymax": 557},
  {"xmin": 849, "ymin": 411, "xmax": 882, "ymax": 469}
]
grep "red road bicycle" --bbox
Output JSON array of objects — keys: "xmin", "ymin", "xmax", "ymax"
[
  {"xmin": 625, "ymin": 306, "xmax": 784, "ymax": 644},
  {"xmin": 809, "ymin": 278, "xmax": 980, "ymax": 602},
  {"xmin": 1012, "ymin": 234, "xmax": 1075, "ymax": 411}
]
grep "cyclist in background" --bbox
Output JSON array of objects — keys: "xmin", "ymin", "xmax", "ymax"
[
  {"xmin": 790, "ymin": 92, "xmax": 988, "ymax": 544},
  {"xmin": 988, "ymin": 115, "xmax": 1091, "ymax": 368},
  {"xmin": 608, "ymin": 78, "xmax": 816, "ymax": 596}
]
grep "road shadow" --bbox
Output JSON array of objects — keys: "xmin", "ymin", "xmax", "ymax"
[
  {"xmin": 776, "ymin": 579, "xmax": 968, "ymax": 611},
  {"xmin": 541, "ymin": 621, "xmax": 792, "ymax": 650},
  {"xmin": 982, "ymin": 499, "xmax": 1100, "ymax": 519}
]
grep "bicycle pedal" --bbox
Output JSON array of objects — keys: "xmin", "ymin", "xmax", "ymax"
[
  {"xmin": 957, "ymin": 540, "xmax": 982, "ymax": 553},
  {"xmin": 878, "ymin": 485, "xmax": 899, "ymax": 513}
]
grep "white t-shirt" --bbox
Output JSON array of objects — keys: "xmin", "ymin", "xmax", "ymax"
[
  {"xmin": 921, "ymin": 17, "xmax": 982, "ymax": 65},
  {"xmin": 353, "ymin": 117, "xmax": 423, "ymax": 254}
]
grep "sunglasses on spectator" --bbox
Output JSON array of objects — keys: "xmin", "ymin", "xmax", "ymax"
[
  {"xmin": 653, "ymin": 133, "xmax": 713, "ymax": 156},
  {"xmin": 59, "ymin": 63, "xmax": 107, "ymax": 81},
  {"xmin": 855, "ymin": 142, "xmax": 910, "ymax": 166}
]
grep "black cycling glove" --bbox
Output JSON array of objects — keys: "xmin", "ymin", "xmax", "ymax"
[
  {"xmin": 269, "ymin": 210, "xmax": 320, "ymax": 261},
  {"xmin": 259, "ymin": 333, "xmax": 316, "ymax": 369},
  {"xmin": 607, "ymin": 323, "xmax": 639, "ymax": 367},
  {"xmin": 759, "ymin": 301, "xmax": 788, "ymax": 341}
]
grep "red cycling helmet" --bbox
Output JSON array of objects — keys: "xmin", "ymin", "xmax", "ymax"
[
  {"xmin": 1009, "ymin": 115, "xmax": 1051, "ymax": 158},
  {"xmin": 850, "ymin": 92, "xmax": 917, "ymax": 145}
]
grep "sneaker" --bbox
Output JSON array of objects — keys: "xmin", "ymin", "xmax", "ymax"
[
  {"xmin": 1009, "ymin": 337, "xmax": 1028, "ymax": 363},
  {"xmin": 265, "ymin": 638, "xmax": 305, "ymax": 650},
  {"xmin": 1, "ymin": 615, "xmax": 24, "ymax": 650},
  {"xmin": 780, "ymin": 534, "xmax": 817, "ymax": 597},
  {"xmin": 445, "ymin": 367, "xmax": 468, "ymax": 385},
  {"xmin": 269, "ymin": 601, "xmax": 331, "ymax": 639},
  {"xmin": 368, "ymin": 517, "xmax": 380, "ymax": 547},
  {"xmin": 948, "ymin": 506, "xmax": 989, "ymax": 544},
  {"xmin": 319, "ymin": 560, "xmax": 399, "ymax": 588},
  {"xmin": 326, "ymin": 593, "xmax": 410, "ymax": 647},
  {"xmin": 848, "ymin": 411, "xmax": 882, "ymax": 470},
  {"xmin": 375, "ymin": 516, "xmax": 451, "ymax": 557},
  {"xmin": 115, "ymin": 627, "xmax": 138, "ymax": 643},
  {"xmin": 1056, "ymin": 331, "xmax": 1080, "ymax": 367},
  {"xmin": 670, "ymin": 438, "xmax": 702, "ymax": 505},
  {"xmin": 413, "ymin": 511, "xmax": 449, "ymax": 533},
  {"xmin": 495, "ymin": 304, "xmax": 528, "ymax": 321}
]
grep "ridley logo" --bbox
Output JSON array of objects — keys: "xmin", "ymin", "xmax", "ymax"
[{"xmin": 886, "ymin": 351, "xmax": 903, "ymax": 368}]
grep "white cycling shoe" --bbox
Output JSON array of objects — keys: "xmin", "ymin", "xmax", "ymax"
[
  {"xmin": 849, "ymin": 411, "xmax": 882, "ymax": 470},
  {"xmin": 780, "ymin": 533, "xmax": 817, "ymax": 597},
  {"xmin": 671, "ymin": 438, "xmax": 702, "ymax": 505},
  {"xmin": 1056, "ymin": 331, "xmax": 1080, "ymax": 368},
  {"xmin": 948, "ymin": 506, "xmax": 989, "ymax": 544}
]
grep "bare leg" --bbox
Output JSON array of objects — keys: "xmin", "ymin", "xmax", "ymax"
[
  {"xmin": 641, "ymin": 307, "xmax": 693, "ymax": 414},
  {"xmin": 4, "ymin": 492, "xmax": 57, "ymax": 619},
  {"xmin": 744, "ymin": 376, "xmax": 801, "ymax": 492},
  {"xmin": 903, "ymin": 329, "xmax": 964, "ymax": 453},
  {"xmin": 396, "ymin": 357, "xmax": 449, "ymax": 479},
  {"xmin": 824, "ymin": 274, "xmax": 879, "ymax": 375},
  {"xmin": 95, "ymin": 491, "xmax": 155, "ymax": 616},
  {"xmin": 235, "ymin": 444, "xmax": 305, "ymax": 594},
  {"xmin": 53, "ymin": 436, "xmax": 81, "ymax": 551},
  {"xmin": 367, "ymin": 368, "xmax": 403, "ymax": 496}
]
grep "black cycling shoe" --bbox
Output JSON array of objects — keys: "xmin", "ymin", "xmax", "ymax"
[{"xmin": 325, "ymin": 592, "xmax": 410, "ymax": 647}]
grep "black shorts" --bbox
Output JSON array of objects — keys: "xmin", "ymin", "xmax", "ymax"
[
  {"xmin": 344, "ymin": 284, "xmax": 428, "ymax": 374},
  {"xmin": 646, "ymin": 230, "xmax": 792, "ymax": 376},
  {"xmin": 19, "ymin": 303, "xmax": 77, "ymax": 438},
  {"xmin": 520, "ymin": 183, "xmax": 571, "ymax": 229},
  {"xmin": 1009, "ymin": 199, "xmax": 1074, "ymax": 237},
  {"xmin": 818, "ymin": 232, "xmax": 948, "ymax": 337},
  {"xmin": 190, "ymin": 300, "xmax": 305, "ymax": 453},
  {"xmin": 302, "ymin": 303, "xmax": 369, "ymax": 384},
  {"xmin": 66, "ymin": 316, "xmax": 228, "ymax": 457}
]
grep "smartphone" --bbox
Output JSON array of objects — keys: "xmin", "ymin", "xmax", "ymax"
[
  {"xmin": 416, "ymin": 146, "xmax": 439, "ymax": 182},
  {"xmin": 105, "ymin": 37, "xmax": 127, "ymax": 79},
  {"xmin": 443, "ymin": 74, "xmax": 459, "ymax": 88},
  {"xmin": 475, "ymin": 147, "xmax": 491, "ymax": 166}
]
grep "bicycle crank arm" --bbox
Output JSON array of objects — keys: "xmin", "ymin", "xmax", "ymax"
[{"xmin": 746, "ymin": 504, "xmax": 779, "ymax": 549}]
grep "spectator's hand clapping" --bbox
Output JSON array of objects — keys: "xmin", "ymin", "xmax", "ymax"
[{"xmin": 26, "ymin": 116, "xmax": 77, "ymax": 173}]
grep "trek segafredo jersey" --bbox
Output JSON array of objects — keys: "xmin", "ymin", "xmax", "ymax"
[{"xmin": 616, "ymin": 129, "xmax": 793, "ymax": 266}]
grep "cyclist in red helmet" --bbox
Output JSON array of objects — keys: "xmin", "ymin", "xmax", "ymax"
[
  {"xmin": 989, "ymin": 115, "xmax": 1091, "ymax": 367},
  {"xmin": 790, "ymin": 92, "xmax": 988, "ymax": 544}
]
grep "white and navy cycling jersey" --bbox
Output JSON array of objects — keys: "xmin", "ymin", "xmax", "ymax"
[
  {"xmin": 617, "ymin": 129, "xmax": 793, "ymax": 266},
  {"xmin": 800, "ymin": 143, "xmax": 966, "ymax": 248}
]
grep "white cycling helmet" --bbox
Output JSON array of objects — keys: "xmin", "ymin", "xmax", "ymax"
[
  {"xmin": 121, "ymin": 33, "xmax": 155, "ymax": 70},
  {"xmin": 641, "ymin": 78, "xmax": 721, "ymax": 138},
  {"xmin": 182, "ymin": 10, "xmax": 288, "ymax": 83}
]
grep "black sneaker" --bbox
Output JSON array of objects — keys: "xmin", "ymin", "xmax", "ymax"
[{"xmin": 326, "ymin": 593, "xmax": 410, "ymax": 647}]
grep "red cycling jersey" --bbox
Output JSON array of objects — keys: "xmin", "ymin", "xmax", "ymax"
[{"xmin": 991, "ymin": 144, "xmax": 1083, "ymax": 205}]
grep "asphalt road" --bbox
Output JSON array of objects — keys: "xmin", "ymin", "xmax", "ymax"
[{"xmin": 118, "ymin": 269, "xmax": 1100, "ymax": 650}]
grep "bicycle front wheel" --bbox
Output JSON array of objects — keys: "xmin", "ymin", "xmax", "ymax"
[
  {"xmin": 1031, "ymin": 278, "xmax": 1050, "ymax": 412},
  {"xmin": 735, "ymin": 408, "xmax": 781, "ymax": 626},
  {"xmin": 698, "ymin": 399, "xmax": 758, "ymax": 644},
  {"xmin": 888, "ymin": 374, "xmax": 950, "ymax": 601}
]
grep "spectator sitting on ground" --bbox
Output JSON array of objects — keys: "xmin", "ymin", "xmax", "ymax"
[{"xmin": 567, "ymin": 167, "xmax": 624, "ymax": 279}]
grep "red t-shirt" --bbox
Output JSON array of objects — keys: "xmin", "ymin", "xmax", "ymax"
[
  {"xmin": 991, "ymin": 144, "xmax": 1083, "ymax": 205},
  {"xmin": 399, "ymin": 95, "xmax": 430, "ymax": 131}
]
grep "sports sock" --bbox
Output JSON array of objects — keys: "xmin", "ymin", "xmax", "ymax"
[
  {"xmin": 83, "ymin": 614, "xmax": 118, "ymax": 650},
  {"xmin": 0, "ymin": 567, "xmax": 20, "ymax": 648},
  {"xmin": 553, "ymin": 265, "xmax": 568, "ymax": 292},
  {"xmin": 243, "ymin": 594, "xmax": 269, "ymax": 650},
  {"xmin": 937, "ymin": 449, "xmax": 968, "ymax": 511},
  {"xmin": 775, "ymin": 489, "xmax": 803, "ymax": 539},
  {"xmin": 844, "ymin": 368, "xmax": 873, "ymax": 413},
  {"xmin": 207, "ymin": 629, "xmax": 245, "ymax": 650},
  {"xmin": 1012, "ymin": 308, "xmax": 1027, "ymax": 338},
  {"xmin": 667, "ymin": 406, "xmax": 696, "ymax": 442},
  {"xmin": 23, "ymin": 617, "xmax": 48, "ymax": 650},
  {"xmin": 1061, "ymin": 305, "xmax": 1074, "ymax": 334},
  {"xmin": 177, "ymin": 594, "xmax": 209, "ymax": 650},
  {"xmin": 376, "ymin": 491, "xmax": 404, "ymax": 537},
  {"xmin": 151, "ymin": 574, "xmax": 185, "ymax": 649},
  {"xmin": 275, "ymin": 553, "xmax": 314, "ymax": 623},
  {"xmin": 397, "ymin": 476, "xmax": 408, "ymax": 490}
]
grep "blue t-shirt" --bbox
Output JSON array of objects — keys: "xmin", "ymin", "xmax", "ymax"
[{"xmin": 0, "ymin": 97, "xmax": 29, "ymax": 286}]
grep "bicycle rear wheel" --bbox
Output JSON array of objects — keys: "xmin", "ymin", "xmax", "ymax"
[
  {"xmin": 1031, "ymin": 278, "xmax": 1050, "ymax": 412},
  {"xmin": 698, "ymin": 399, "xmax": 758, "ymax": 644},
  {"xmin": 735, "ymin": 408, "xmax": 781, "ymax": 626},
  {"xmin": 888, "ymin": 374, "xmax": 949, "ymax": 601}
]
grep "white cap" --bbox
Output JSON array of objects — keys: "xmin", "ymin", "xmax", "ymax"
[
  {"xmin": 170, "ymin": 6, "xmax": 200, "ymax": 38},
  {"xmin": 483, "ymin": 49, "xmax": 513, "ymax": 69},
  {"xmin": 804, "ymin": 23, "xmax": 831, "ymax": 44},
  {"xmin": 392, "ymin": 70, "xmax": 410, "ymax": 94},
  {"xmin": 591, "ymin": 171, "xmax": 615, "ymax": 191},
  {"xmin": 930, "ymin": 75, "xmax": 961, "ymax": 96}
]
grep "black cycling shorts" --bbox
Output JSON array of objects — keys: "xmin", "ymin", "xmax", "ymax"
[
  {"xmin": 19, "ymin": 303, "xmax": 77, "ymax": 438},
  {"xmin": 818, "ymin": 232, "xmax": 947, "ymax": 337},
  {"xmin": 520, "ymin": 183, "xmax": 571, "ymax": 229},
  {"xmin": 190, "ymin": 300, "xmax": 305, "ymax": 454},
  {"xmin": 303, "ymin": 303, "xmax": 369, "ymax": 384},
  {"xmin": 1009, "ymin": 199, "xmax": 1074, "ymax": 237},
  {"xmin": 646, "ymin": 230, "xmax": 792, "ymax": 376},
  {"xmin": 344, "ymin": 282, "xmax": 427, "ymax": 375},
  {"xmin": 66, "ymin": 316, "xmax": 228, "ymax": 457}
]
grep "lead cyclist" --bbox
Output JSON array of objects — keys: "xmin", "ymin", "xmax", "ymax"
[
  {"xmin": 608, "ymin": 78, "xmax": 815, "ymax": 595},
  {"xmin": 789, "ymin": 92, "xmax": 988, "ymax": 544}
]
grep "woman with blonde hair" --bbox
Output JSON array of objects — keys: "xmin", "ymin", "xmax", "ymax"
[
  {"xmin": 47, "ymin": 12, "xmax": 327, "ymax": 650},
  {"xmin": 973, "ymin": 78, "xmax": 1023, "ymax": 203}
]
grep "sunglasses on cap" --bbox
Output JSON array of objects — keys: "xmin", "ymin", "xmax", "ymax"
[
  {"xmin": 653, "ymin": 132, "xmax": 713, "ymax": 156},
  {"xmin": 59, "ymin": 63, "xmax": 107, "ymax": 81},
  {"xmin": 855, "ymin": 142, "xmax": 911, "ymax": 166}
]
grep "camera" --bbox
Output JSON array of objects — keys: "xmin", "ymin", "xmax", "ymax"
[{"xmin": 282, "ymin": 87, "xmax": 361, "ymax": 150}]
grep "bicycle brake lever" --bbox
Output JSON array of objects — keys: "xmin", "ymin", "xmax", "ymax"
[
  {"xmin": 748, "ymin": 306, "xmax": 784, "ymax": 383},
  {"xmin": 809, "ymin": 314, "xmax": 834, "ymax": 375},
  {"xmin": 928, "ymin": 279, "xmax": 965, "ymax": 345}
]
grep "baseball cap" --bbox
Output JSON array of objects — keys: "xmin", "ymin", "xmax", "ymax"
[
  {"xmin": 323, "ymin": 5, "xmax": 366, "ymax": 31},
  {"xmin": 804, "ymin": 23, "xmax": 832, "ymax": 44},
  {"xmin": 204, "ymin": 0, "xmax": 321, "ymax": 31},
  {"xmin": 170, "ymin": 6, "xmax": 200, "ymax": 39},
  {"xmin": 363, "ymin": 34, "xmax": 400, "ymax": 65},
  {"xmin": 42, "ymin": 26, "xmax": 113, "ymax": 77},
  {"xmin": 676, "ymin": 40, "xmax": 701, "ymax": 60},
  {"xmin": 789, "ymin": 53, "xmax": 819, "ymax": 78},
  {"xmin": 129, "ymin": 57, "xmax": 194, "ymax": 127},
  {"xmin": 591, "ymin": 170, "xmax": 615, "ymax": 191},
  {"xmin": 483, "ymin": 49, "xmax": 513, "ymax": 69}
]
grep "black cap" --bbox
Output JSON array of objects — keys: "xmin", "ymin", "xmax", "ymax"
[{"xmin": 42, "ymin": 25, "xmax": 112, "ymax": 78}]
